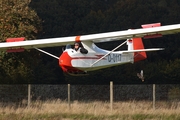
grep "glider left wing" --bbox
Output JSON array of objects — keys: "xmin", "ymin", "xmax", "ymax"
[{"xmin": 0, "ymin": 23, "xmax": 180, "ymax": 51}]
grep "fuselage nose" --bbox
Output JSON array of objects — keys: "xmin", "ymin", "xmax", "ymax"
[{"xmin": 59, "ymin": 51, "xmax": 72, "ymax": 72}]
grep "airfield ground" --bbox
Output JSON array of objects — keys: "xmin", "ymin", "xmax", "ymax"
[{"xmin": 0, "ymin": 100, "xmax": 180, "ymax": 119}]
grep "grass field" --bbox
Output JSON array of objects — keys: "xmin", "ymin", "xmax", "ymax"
[{"xmin": 0, "ymin": 100, "xmax": 180, "ymax": 120}]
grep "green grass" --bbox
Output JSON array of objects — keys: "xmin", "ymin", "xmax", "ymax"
[{"xmin": 1, "ymin": 100, "xmax": 180, "ymax": 120}]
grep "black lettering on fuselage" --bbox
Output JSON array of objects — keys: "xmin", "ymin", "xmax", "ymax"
[{"xmin": 107, "ymin": 54, "xmax": 121, "ymax": 62}]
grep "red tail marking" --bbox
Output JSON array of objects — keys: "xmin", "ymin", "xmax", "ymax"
[{"xmin": 133, "ymin": 38, "xmax": 147, "ymax": 62}]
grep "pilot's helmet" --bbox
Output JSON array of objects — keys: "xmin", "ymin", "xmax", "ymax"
[{"xmin": 74, "ymin": 42, "xmax": 80, "ymax": 47}]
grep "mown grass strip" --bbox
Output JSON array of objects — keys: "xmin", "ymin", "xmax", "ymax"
[{"xmin": 1, "ymin": 113, "xmax": 180, "ymax": 120}]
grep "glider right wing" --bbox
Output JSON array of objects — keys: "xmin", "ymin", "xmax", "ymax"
[{"xmin": 0, "ymin": 23, "xmax": 180, "ymax": 51}]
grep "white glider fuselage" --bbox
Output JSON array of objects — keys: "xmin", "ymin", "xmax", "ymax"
[{"xmin": 59, "ymin": 43, "xmax": 133, "ymax": 73}]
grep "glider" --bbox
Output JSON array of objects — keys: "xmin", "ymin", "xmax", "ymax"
[{"xmin": 1, "ymin": 23, "xmax": 180, "ymax": 75}]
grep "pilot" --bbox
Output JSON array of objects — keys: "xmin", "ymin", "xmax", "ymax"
[{"xmin": 74, "ymin": 42, "xmax": 88, "ymax": 54}]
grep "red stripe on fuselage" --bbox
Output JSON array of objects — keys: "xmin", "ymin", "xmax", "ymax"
[{"xmin": 72, "ymin": 55, "xmax": 106, "ymax": 60}]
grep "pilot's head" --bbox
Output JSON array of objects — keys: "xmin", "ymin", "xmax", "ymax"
[{"xmin": 74, "ymin": 42, "xmax": 80, "ymax": 51}]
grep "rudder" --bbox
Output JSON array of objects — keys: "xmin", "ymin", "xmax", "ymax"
[{"xmin": 133, "ymin": 38, "xmax": 147, "ymax": 62}]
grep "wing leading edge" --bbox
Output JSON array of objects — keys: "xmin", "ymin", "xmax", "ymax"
[{"xmin": 0, "ymin": 23, "xmax": 180, "ymax": 51}]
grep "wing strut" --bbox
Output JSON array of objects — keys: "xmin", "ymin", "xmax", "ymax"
[
  {"xmin": 91, "ymin": 40, "xmax": 127, "ymax": 67},
  {"xmin": 34, "ymin": 47, "xmax": 59, "ymax": 60}
]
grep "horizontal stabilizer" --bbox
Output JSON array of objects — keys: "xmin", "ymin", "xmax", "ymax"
[{"xmin": 122, "ymin": 48, "xmax": 164, "ymax": 54}]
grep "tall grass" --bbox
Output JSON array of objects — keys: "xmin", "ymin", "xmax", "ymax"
[{"xmin": 0, "ymin": 100, "xmax": 180, "ymax": 119}]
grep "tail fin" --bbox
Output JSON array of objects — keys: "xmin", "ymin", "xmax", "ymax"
[
  {"xmin": 133, "ymin": 38, "xmax": 147, "ymax": 62},
  {"xmin": 127, "ymin": 38, "xmax": 147, "ymax": 62}
]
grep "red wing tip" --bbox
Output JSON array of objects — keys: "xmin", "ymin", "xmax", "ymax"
[
  {"xmin": 6, "ymin": 37, "xmax": 25, "ymax": 42},
  {"xmin": 141, "ymin": 23, "xmax": 161, "ymax": 28}
]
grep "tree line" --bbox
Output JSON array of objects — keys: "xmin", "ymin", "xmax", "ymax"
[{"xmin": 0, "ymin": 0, "xmax": 180, "ymax": 84}]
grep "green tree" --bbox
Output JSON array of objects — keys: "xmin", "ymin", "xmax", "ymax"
[
  {"xmin": 162, "ymin": 59, "xmax": 180, "ymax": 83},
  {"xmin": 0, "ymin": 0, "xmax": 42, "ymax": 83}
]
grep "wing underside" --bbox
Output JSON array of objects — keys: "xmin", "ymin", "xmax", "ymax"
[{"xmin": 0, "ymin": 23, "xmax": 180, "ymax": 51}]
